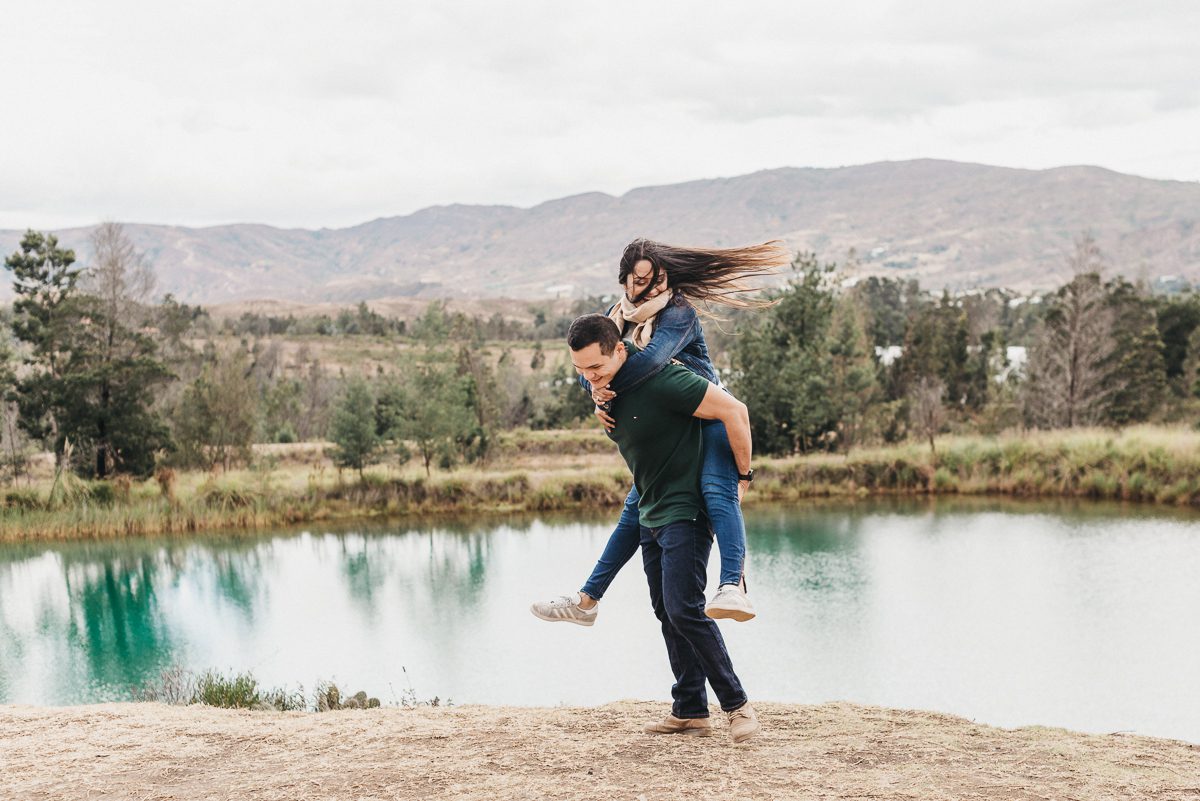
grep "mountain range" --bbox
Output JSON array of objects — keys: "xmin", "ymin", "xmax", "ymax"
[{"xmin": 2, "ymin": 159, "xmax": 1198, "ymax": 304}]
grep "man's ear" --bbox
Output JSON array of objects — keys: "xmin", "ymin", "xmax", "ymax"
[{"xmin": 615, "ymin": 341, "xmax": 626, "ymax": 357}]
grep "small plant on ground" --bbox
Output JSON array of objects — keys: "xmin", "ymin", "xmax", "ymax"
[{"xmin": 314, "ymin": 682, "xmax": 381, "ymax": 711}]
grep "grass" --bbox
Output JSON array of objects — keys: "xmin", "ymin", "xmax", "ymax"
[
  {"xmin": 2, "ymin": 425, "xmax": 1198, "ymax": 543},
  {"xmin": 754, "ymin": 425, "xmax": 1200, "ymax": 505},
  {"xmin": 133, "ymin": 667, "xmax": 443, "ymax": 712}
]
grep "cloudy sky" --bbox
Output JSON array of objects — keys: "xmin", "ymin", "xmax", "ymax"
[{"xmin": 3, "ymin": 0, "xmax": 1198, "ymax": 230}]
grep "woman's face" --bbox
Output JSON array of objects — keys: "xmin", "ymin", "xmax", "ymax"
[{"xmin": 624, "ymin": 259, "xmax": 668, "ymax": 305}]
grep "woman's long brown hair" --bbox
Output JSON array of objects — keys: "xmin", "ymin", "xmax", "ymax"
[{"xmin": 618, "ymin": 238, "xmax": 791, "ymax": 308}]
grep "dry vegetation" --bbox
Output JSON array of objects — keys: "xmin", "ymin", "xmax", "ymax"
[{"xmin": 2, "ymin": 425, "xmax": 1198, "ymax": 543}]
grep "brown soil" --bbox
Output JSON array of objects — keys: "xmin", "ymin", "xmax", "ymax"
[{"xmin": 4, "ymin": 701, "xmax": 1199, "ymax": 800}]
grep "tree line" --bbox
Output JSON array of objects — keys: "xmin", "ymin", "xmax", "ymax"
[
  {"xmin": 4, "ymin": 226, "xmax": 1197, "ymax": 484},
  {"xmin": 732, "ymin": 238, "xmax": 1199, "ymax": 455}
]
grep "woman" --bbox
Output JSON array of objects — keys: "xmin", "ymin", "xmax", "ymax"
[{"xmin": 531, "ymin": 238, "xmax": 789, "ymax": 625}]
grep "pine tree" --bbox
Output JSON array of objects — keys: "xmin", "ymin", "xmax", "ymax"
[
  {"xmin": 899, "ymin": 293, "xmax": 970, "ymax": 408},
  {"xmin": 328, "ymin": 377, "xmax": 379, "ymax": 480},
  {"xmin": 1103, "ymin": 278, "xmax": 1166, "ymax": 425},
  {"xmin": 731, "ymin": 254, "xmax": 835, "ymax": 454},
  {"xmin": 3, "ymin": 230, "xmax": 83, "ymax": 459},
  {"xmin": 825, "ymin": 300, "xmax": 878, "ymax": 451},
  {"xmin": 76, "ymin": 223, "xmax": 173, "ymax": 476},
  {"xmin": 1182, "ymin": 326, "xmax": 1200, "ymax": 399}
]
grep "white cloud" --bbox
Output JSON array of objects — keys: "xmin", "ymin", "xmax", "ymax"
[{"xmin": 1, "ymin": 0, "xmax": 1198, "ymax": 230}]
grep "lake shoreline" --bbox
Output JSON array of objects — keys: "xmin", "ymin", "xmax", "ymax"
[
  {"xmin": 2, "ymin": 425, "xmax": 1198, "ymax": 543},
  {"xmin": 4, "ymin": 700, "xmax": 1197, "ymax": 800}
]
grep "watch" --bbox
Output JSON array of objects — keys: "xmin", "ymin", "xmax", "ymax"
[{"xmin": 738, "ymin": 469, "xmax": 754, "ymax": 482}]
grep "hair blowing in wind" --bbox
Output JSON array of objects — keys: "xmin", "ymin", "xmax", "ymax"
[{"xmin": 618, "ymin": 238, "xmax": 791, "ymax": 308}]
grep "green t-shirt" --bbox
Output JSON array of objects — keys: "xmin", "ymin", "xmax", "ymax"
[{"xmin": 607, "ymin": 343, "xmax": 711, "ymax": 528}]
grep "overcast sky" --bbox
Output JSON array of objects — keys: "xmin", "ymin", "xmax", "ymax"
[{"xmin": 3, "ymin": 0, "xmax": 1198, "ymax": 230}]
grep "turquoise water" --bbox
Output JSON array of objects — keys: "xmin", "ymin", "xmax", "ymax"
[{"xmin": 1, "ymin": 499, "xmax": 1198, "ymax": 742}]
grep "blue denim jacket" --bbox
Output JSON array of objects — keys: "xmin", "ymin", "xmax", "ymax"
[{"xmin": 579, "ymin": 292, "xmax": 718, "ymax": 395}]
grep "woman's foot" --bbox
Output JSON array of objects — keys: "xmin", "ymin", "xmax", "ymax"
[
  {"xmin": 530, "ymin": 593, "xmax": 599, "ymax": 626},
  {"xmin": 704, "ymin": 583, "xmax": 755, "ymax": 622}
]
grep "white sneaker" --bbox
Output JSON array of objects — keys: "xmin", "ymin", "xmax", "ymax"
[
  {"xmin": 705, "ymin": 583, "xmax": 756, "ymax": 622},
  {"xmin": 530, "ymin": 593, "xmax": 598, "ymax": 626}
]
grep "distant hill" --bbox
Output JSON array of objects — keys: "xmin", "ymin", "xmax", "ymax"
[{"xmin": 2, "ymin": 159, "xmax": 1198, "ymax": 303}]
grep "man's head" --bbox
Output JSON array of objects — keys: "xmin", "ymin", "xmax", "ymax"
[{"xmin": 567, "ymin": 313, "xmax": 626, "ymax": 387}]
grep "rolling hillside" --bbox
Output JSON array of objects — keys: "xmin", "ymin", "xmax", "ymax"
[{"xmin": 2, "ymin": 160, "xmax": 1198, "ymax": 303}]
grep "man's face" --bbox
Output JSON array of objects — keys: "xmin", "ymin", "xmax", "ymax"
[{"xmin": 570, "ymin": 341, "xmax": 625, "ymax": 388}]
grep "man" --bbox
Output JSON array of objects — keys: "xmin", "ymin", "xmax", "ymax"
[{"xmin": 562, "ymin": 313, "xmax": 760, "ymax": 743}]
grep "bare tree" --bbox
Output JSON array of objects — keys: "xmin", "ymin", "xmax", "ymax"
[
  {"xmin": 82, "ymin": 222, "xmax": 163, "ymax": 476},
  {"xmin": 1022, "ymin": 239, "xmax": 1116, "ymax": 428},
  {"xmin": 908, "ymin": 375, "xmax": 946, "ymax": 456},
  {"xmin": 84, "ymin": 222, "xmax": 156, "ymax": 324}
]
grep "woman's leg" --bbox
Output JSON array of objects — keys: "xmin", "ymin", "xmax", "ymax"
[
  {"xmin": 699, "ymin": 420, "xmax": 747, "ymax": 589},
  {"xmin": 579, "ymin": 484, "xmax": 642, "ymax": 601}
]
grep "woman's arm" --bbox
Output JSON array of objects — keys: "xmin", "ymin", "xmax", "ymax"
[{"xmin": 607, "ymin": 298, "xmax": 699, "ymax": 394}]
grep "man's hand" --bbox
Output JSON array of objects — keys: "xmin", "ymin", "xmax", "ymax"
[
  {"xmin": 738, "ymin": 479, "xmax": 749, "ymax": 503},
  {"xmin": 594, "ymin": 404, "xmax": 616, "ymax": 431},
  {"xmin": 592, "ymin": 385, "xmax": 617, "ymax": 431}
]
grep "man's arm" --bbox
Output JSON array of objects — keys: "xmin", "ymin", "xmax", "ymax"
[{"xmin": 692, "ymin": 385, "xmax": 752, "ymax": 478}]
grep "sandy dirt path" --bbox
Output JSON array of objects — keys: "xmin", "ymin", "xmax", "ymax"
[{"xmin": 3, "ymin": 701, "xmax": 1199, "ymax": 800}]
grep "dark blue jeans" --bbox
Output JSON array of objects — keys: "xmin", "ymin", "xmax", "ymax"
[
  {"xmin": 579, "ymin": 419, "xmax": 747, "ymax": 599},
  {"xmin": 640, "ymin": 518, "xmax": 748, "ymax": 717}
]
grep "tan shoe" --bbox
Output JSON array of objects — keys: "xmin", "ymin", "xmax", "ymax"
[
  {"xmin": 705, "ymin": 583, "xmax": 756, "ymax": 622},
  {"xmin": 727, "ymin": 703, "xmax": 760, "ymax": 743},
  {"xmin": 643, "ymin": 714, "xmax": 713, "ymax": 736}
]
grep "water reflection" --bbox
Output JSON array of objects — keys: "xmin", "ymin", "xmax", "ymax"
[{"xmin": 1, "ymin": 500, "xmax": 1198, "ymax": 743}]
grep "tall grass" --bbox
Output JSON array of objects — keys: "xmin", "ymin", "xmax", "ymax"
[
  {"xmin": 755, "ymin": 426, "xmax": 1200, "ymax": 506},
  {"xmin": 0, "ymin": 465, "xmax": 631, "ymax": 542},
  {"xmin": 3, "ymin": 425, "xmax": 1197, "ymax": 543}
]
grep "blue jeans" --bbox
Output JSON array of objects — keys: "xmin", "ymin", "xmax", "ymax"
[
  {"xmin": 641, "ymin": 519, "xmax": 748, "ymax": 716},
  {"xmin": 580, "ymin": 420, "xmax": 747, "ymax": 599}
]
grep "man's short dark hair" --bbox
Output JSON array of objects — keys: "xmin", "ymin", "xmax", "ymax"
[{"xmin": 567, "ymin": 314, "xmax": 621, "ymax": 355}]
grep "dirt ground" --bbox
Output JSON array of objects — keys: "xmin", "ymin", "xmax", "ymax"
[{"xmin": 3, "ymin": 702, "xmax": 1199, "ymax": 801}]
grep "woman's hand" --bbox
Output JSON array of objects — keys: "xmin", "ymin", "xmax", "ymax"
[
  {"xmin": 591, "ymin": 386, "xmax": 616, "ymax": 404},
  {"xmin": 594, "ymin": 404, "xmax": 616, "ymax": 431}
]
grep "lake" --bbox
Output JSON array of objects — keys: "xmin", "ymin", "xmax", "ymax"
[{"xmin": 1, "ymin": 498, "xmax": 1198, "ymax": 743}]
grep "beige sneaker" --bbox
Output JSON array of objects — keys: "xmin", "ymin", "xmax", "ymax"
[
  {"xmin": 727, "ymin": 703, "xmax": 760, "ymax": 743},
  {"xmin": 643, "ymin": 714, "xmax": 714, "ymax": 736},
  {"xmin": 705, "ymin": 583, "xmax": 756, "ymax": 622},
  {"xmin": 530, "ymin": 593, "xmax": 598, "ymax": 626}
]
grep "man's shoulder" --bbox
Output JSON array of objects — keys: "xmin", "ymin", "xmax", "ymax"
[
  {"xmin": 642, "ymin": 359, "xmax": 697, "ymax": 385},
  {"xmin": 638, "ymin": 361, "xmax": 709, "ymax": 406}
]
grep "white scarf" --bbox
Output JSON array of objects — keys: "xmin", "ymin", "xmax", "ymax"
[{"xmin": 608, "ymin": 286, "xmax": 673, "ymax": 348}]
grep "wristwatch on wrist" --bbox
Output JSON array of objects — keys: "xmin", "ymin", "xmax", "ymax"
[{"xmin": 738, "ymin": 468, "xmax": 754, "ymax": 482}]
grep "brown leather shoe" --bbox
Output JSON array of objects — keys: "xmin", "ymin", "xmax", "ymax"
[
  {"xmin": 727, "ymin": 703, "xmax": 760, "ymax": 743},
  {"xmin": 643, "ymin": 714, "xmax": 713, "ymax": 736}
]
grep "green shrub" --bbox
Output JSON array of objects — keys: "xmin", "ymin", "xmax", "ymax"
[
  {"xmin": 86, "ymin": 482, "xmax": 117, "ymax": 507},
  {"xmin": 198, "ymin": 482, "xmax": 262, "ymax": 510},
  {"xmin": 194, "ymin": 670, "xmax": 261, "ymax": 708},
  {"xmin": 3, "ymin": 489, "xmax": 43, "ymax": 511},
  {"xmin": 932, "ymin": 468, "xmax": 957, "ymax": 492}
]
